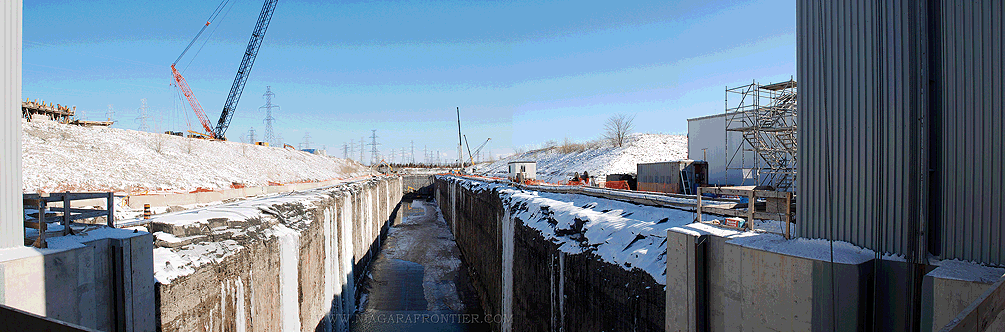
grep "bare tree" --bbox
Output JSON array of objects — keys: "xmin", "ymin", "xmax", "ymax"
[{"xmin": 604, "ymin": 114, "xmax": 635, "ymax": 147}]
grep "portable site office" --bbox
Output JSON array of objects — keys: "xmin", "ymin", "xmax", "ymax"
[{"xmin": 637, "ymin": 160, "xmax": 708, "ymax": 195}]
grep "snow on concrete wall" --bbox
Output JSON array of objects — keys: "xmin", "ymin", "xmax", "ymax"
[
  {"xmin": 436, "ymin": 176, "xmax": 667, "ymax": 331},
  {"xmin": 152, "ymin": 176, "xmax": 402, "ymax": 332}
]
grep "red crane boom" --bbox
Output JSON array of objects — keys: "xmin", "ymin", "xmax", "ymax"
[{"xmin": 171, "ymin": 64, "xmax": 215, "ymax": 137}]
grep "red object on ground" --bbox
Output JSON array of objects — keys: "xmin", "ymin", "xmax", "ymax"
[{"xmin": 605, "ymin": 180, "xmax": 630, "ymax": 190}]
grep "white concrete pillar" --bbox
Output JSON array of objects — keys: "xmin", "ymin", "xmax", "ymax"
[{"xmin": 1, "ymin": 0, "xmax": 23, "ymax": 249}]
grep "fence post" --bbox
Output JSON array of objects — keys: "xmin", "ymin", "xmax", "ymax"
[{"xmin": 107, "ymin": 192, "xmax": 115, "ymax": 227}]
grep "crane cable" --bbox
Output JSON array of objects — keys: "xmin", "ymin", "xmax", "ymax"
[
  {"xmin": 172, "ymin": 0, "xmax": 237, "ymax": 68},
  {"xmin": 183, "ymin": 0, "xmax": 241, "ymax": 73}
]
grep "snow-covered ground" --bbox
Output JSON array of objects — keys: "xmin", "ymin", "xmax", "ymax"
[
  {"xmin": 477, "ymin": 133, "xmax": 687, "ymax": 183},
  {"xmin": 22, "ymin": 119, "xmax": 373, "ymax": 193}
]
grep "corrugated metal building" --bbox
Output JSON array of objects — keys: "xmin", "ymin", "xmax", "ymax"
[
  {"xmin": 798, "ymin": 0, "xmax": 1003, "ymax": 266},
  {"xmin": 1, "ymin": 1, "xmax": 22, "ymax": 249},
  {"xmin": 637, "ymin": 160, "xmax": 707, "ymax": 194},
  {"xmin": 686, "ymin": 114, "xmax": 754, "ymax": 186}
]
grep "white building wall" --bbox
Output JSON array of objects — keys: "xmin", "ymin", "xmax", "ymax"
[
  {"xmin": 686, "ymin": 114, "xmax": 754, "ymax": 186},
  {"xmin": 1, "ymin": 0, "xmax": 22, "ymax": 248}
]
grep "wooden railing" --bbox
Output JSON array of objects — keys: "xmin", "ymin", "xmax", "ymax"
[{"xmin": 23, "ymin": 192, "xmax": 115, "ymax": 248}]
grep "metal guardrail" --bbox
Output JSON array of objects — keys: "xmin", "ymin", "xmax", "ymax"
[{"xmin": 23, "ymin": 192, "xmax": 115, "ymax": 248}]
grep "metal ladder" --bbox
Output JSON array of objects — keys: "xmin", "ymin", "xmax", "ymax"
[{"xmin": 681, "ymin": 167, "xmax": 693, "ymax": 195}]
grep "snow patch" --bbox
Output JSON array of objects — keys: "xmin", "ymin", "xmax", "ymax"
[{"xmin": 929, "ymin": 260, "xmax": 1005, "ymax": 284}]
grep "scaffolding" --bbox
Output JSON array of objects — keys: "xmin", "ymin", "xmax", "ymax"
[{"xmin": 725, "ymin": 79, "xmax": 797, "ymax": 191}]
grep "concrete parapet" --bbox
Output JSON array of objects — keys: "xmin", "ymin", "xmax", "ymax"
[
  {"xmin": 923, "ymin": 262, "xmax": 1005, "ymax": 331},
  {"xmin": 666, "ymin": 226, "xmax": 874, "ymax": 331},
  {"xmin": 0, "ymin": 228, "xmax": 154, "ymax": 331}
]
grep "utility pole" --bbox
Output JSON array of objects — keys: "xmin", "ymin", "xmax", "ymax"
[
  {"xmin": 260, "ymin": 86, "xmax": 279, "ymax": 147},
  {"xmin": 368, "ymin": 130, "xmax": 380, "ymax": 166},
  {"xmin": 456, "ymin": 107, "xmax": 463, "ymax": 168}
]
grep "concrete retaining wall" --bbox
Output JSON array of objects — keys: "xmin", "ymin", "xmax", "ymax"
[
  {"xmin": 435, "ymin": 176, "xmax": 665, "ymax": 331},
  {"xmin": 155, "ymin": 176, "xmax": 403, "ymax": 332}
]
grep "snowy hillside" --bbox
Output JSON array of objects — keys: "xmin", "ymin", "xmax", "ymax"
[
  {"xmin": 22, "ymin": 119, "xmax": 374, "ymax": 193},
  {"xmin": 478, "ymin": 133, "xmax": 687, "ymax": 183}
]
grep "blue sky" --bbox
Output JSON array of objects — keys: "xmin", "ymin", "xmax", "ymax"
[{"xmin": 23, "ymin": 0, "xmax": 795, "ymax": 163}]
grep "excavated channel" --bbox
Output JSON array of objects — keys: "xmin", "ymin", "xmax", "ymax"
[{"xmin": 350, "ymin": 198, "xmax": 489, "ymax": 331}]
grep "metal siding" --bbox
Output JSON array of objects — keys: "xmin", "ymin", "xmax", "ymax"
[
  {"xmin": 936, "ymin": 0, "xmax": 1004, "ymax": 265},
  {"xmin": 687, "ymin": 115, "xmax": 727, "ymax": 185},
  {"xmin": 1, "ymin": 0, "xmax": 22, "ymax": 248},
  {"xmin": 798, "ymin": 0, "xmax": 922, "ymax": 260},
  {"xmin": 799, "ymin": 0, "xmax": 1003, "ymax": 265},
  {"xmin": 687, "ymin": 115, "xmax": 750, "ymax": 186}
]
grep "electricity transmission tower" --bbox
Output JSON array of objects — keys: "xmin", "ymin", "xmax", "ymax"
[
  {"xmin": 260, "ymin": 86, "xmax": 280, "ymax": 146},
  {"xmin": 106, "ymin": 104, "xmax": 114, "ymax": 122},
  {"xmin": 136, "ymin": 98, "xmax": 151, "ymax": 132},
  {"xmin": 360, "ymin": 137, "xmax": 365, "ymax": 161},
  {"xmin": 368, "ymin": 130, "xmax": 381, "ymax": 166},
  {"xmin": 300, "ymin": 132, "xmax": 313, "ymax": 150},
  {"xmin": 246, "ymin": 127, "xmax": 257, "ymax": 143},
  {"xmin": 410, "ymin": 141, "xmax": 415, "ymax": 164}
]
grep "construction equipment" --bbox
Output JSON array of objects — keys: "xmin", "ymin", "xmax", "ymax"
[
  {"xmin": 471, "ymin": 137, "xmax": 491, "ymax": 163},
  {"xmin": 171, "ymin": 0, "xmax": 279, "ymax": 140},
  {"xmin": 456, "ymin": 107, "xmax": 463, "ymax": 167}
]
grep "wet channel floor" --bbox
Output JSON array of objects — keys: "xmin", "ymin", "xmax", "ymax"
[{"xmin": 350, "ymin": 198, "xmax": 490, "ymax": 332}]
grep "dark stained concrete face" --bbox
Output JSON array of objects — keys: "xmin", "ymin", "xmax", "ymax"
[{"xmin": 351, "ymin": 199, "xmax": 490, "ymax": 331}]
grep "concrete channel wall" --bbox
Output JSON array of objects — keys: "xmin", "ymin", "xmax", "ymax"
[
  {"xmin": 435, "ymin": 176, "xmax": 665, "ymax": 331},
  {"xmin": 155, "ymin": 176, "xmax": 403, "ymax": 332}
]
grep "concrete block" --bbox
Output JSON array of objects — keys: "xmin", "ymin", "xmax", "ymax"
[
  {"xmin": 665, "ymin": 229, "xmax": 696, "ymax": 331},
  {"xmin": 923, "ymin": 266, "xmax": 1005, "ymax": 332}
]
